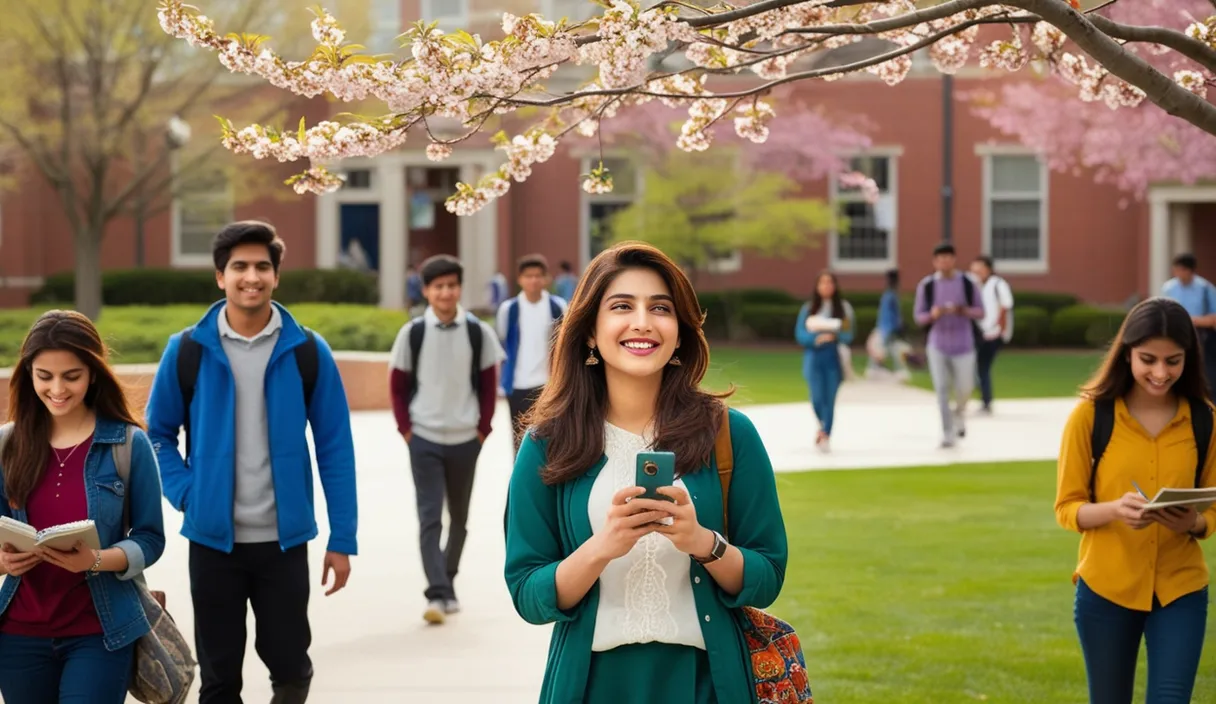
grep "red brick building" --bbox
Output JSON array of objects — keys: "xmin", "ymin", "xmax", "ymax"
[{"xmin": 0, "ymin": 2, "xmax": 1208, "ymax": 309}]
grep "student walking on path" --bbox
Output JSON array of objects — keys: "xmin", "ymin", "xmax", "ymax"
[
  {"xmin": 914, "ymin": 242, "xmax": 985, "ymax": 448},
  {"xmin": 0, "ymin": 310, "xmax": 166, "ymax": 703},
  {"xmin": 1161, "ymin": 252, "xmax": 1216, "ymax": 400},
  {"xmin": 497, "ymin": 254, "xmax": 568, "ymax": 453},
  {"xmin": 504, "ymin": 241, "xmax": 789, "ymax": 704},
  {"xmin": 146, "ymin": 222, "xmax": 358, "ymax": 704},
  {"xmin": 970, "ymin": 255, "xmax": 1014, "ymax": 414},
  {"xmin": 795, "ymin": 270, "xmax": 855, "ymax": 453},
  {"xmin": 1055, "ymin": 297, "xmax": 1215, "ymax": 704},
  {"xmin": 390, "ymin": 254, "xmax": 504, "ymax": 626}
]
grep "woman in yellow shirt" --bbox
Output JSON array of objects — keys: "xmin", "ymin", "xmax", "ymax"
[{"xmin": 1056, "ymin": 297, "xmax": 1214, "ymax": 704}]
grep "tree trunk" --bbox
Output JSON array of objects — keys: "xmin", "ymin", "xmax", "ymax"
[{"xmin": 74, "ymin": 229, "xmax": 104, "ymax": 321}]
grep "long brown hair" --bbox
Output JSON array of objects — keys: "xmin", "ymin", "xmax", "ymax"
[
  {"xmin": 2, "ymin": 310, "xmax": 143, "ymax": 508},
  {"xmin": 809, "ymin": 269, "xmax": 843, "ymax": 319},
  {"xmin": 525, "ymin": 241, "xmax": 730, "ymax": 485},
  {"xmin": 1080, "ymin": 297, "xmax": 1208, "ymax": 402}
]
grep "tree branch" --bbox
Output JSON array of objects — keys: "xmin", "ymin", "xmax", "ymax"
[
  {"xmin": 1088, "ymin": 14, "xmax": 1216, "ymax": 73},
  {"xmin": 1005, "ymin": 0, "xmax": 1216, "ymax": 136}
]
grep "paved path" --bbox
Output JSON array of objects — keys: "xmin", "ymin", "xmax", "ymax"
[{"xmin": 132, "ymin": 381, "xmax": 1075, "ymax": 703}]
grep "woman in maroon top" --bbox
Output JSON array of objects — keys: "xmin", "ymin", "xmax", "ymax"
[{"xmin": 0, "ymin": 310, "xmax": 166, "ymax": 703}]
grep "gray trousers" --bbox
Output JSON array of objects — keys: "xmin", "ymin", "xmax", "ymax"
[
  {"xmin": 407, "ymin": 435, "xmax": 482, "ymax": 602},
  {"xmin": 926, "ymin": 347, "xmax": 976, "ymax": 440}
]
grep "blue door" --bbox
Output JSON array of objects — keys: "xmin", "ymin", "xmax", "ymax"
[{"xmin": 339, "ymin": 204, "xmax": 381, "ymax": 271}]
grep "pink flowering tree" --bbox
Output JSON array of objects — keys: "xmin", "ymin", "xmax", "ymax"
[
  {"xmin": 158, "ymin": 0, "xmax": 1216, "ymax": 216},
  {"xmin": 970, "ymin": 0, "xmax": 1216, "ymax": 197}
]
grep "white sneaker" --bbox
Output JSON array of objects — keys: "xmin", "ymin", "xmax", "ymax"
[
  {"xmin": 443, "ymin": 598, "xmax": 461, "ymax": 615},
  {"xmin": 423, "ymin": 600, "xmax": 446, "ymax": 625}
]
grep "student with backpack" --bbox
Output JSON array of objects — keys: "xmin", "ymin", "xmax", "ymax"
[
  {"xmin": 389, "ymin": 254, "xmax": 504, "ymax": 626},
  {"xmin": 145, "ymin": 221, "xmax": 358, "ymax": 704},
  {"xmin": 0, "ymin": 310, "xmax": 167, "ymax": 703},
  {"xmin": 913, "ymin": 242, "xmax": 985, "ymax": 448},
  {"xmin": 497, "ymin": 253, "xmax": 568, "ymax": 453},
  {"xmin": 1055, "ymin": 297, "xmax": 1215, "ymax": 704}
]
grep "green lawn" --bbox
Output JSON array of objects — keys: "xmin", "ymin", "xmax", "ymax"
[
  {"xmin": 703, "ymin": 347, "xmax": 1104, "ymax": 404},
  {"xmin": 773, "ymin": 461, "xmax": 1216, "ymax": 703}
]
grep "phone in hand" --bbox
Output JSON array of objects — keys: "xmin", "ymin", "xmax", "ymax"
[{"xmin": 635, "ymin": 451, "xmax": 676, "ymax": 503}]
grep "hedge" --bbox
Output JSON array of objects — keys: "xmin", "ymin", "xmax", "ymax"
[
  {"xmin": 31, "ymin": 268, "xmax": 379, "ymax": 306},
  {"xmin": 0, "ymin": 304, "xmax": 409, "ymax": 367}
]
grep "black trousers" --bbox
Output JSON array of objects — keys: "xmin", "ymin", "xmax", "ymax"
[
  {"xmin": 976, "ymin": 337, "xmax": 1004, "ymax": 407},
  {"xmin": 407, "ymin": 436, "xmax": 482, "ymax": 602},
  {"xmin": 189, "ymin": 541, "xmax": 313, "ymax": 704},
  {"xmin": 507, "ymin": 386, "xmax": 543, "ymax": 453}
]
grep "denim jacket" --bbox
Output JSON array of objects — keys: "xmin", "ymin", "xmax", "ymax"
[{"xmin": 0, "ymin": 416, "xmax": 167, "ymax": 651}]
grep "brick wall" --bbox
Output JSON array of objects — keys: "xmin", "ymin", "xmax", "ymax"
[{"xmin": 0, "ymin": 353, "xmax": 394, "ymax": 423}]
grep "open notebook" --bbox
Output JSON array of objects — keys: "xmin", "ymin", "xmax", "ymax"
[
  {"xmin": 0, "ymin": 516, "xmax": 101, "ymax": 553},
  {"xmin": 1141, "ymin": 487, "xmax": 1216, "ymax": 514}
]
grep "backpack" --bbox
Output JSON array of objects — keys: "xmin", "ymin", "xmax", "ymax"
[
  {"xmin": 922, "ymin": 275, "xmax": 982, "ymax": 346},
  {"xmin": 0, "ymin": 423, "xmax": 197, "ymax": 704},
  {"xmin": 176, "ymin": 325, "xmax": 319, "ymax": 460},
  {"xmin": 715, "ymin": 409, "xmax": 814, "ymax": 703},
  {"xmin": 407, "ymin": 313, "xmax": 484, "ymax": 402},
  {"xmin": 1089, "ymin": 397, "xmax": 1213, "ymax": 501}
]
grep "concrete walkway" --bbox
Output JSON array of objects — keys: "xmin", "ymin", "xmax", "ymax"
[{"xmin": 133, "ymin": 380, "xmax": 1074, "ymax": 703}]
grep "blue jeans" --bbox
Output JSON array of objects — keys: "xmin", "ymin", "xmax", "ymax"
[
  {"xmin": 804, "ymin": 344, "xmax": 842, "ymax": 435},
  {"xmin": 0, "ymin": 632, "xmax": 134, "ymax": 703},
  {"xmin": 1074, "ymin": 578, "xmax": 1208, "ymax": 704}
]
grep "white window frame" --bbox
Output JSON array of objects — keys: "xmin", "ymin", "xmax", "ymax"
[
  {"xmin": 978, "ymin": 144, "xmax": 1049, "ymax": 274},
  {"xmin": 542, "ymin": 0, "xmax": 602, "ymax": 24},
  {"xmin": 578, "ymin": 152, "xmax": 642, "ymax": 268},
  {"xmin": 171, "ymin": 154, "xmax": 234, "ymax": 268},
  {"xmin": 368, "ymin": 0, "xmax": 404, "ymax": 52},
  {"xmin": 828, "ymin": 147, "xmax": 901, "ymax": 273},
  {"xmin": 421, "ymin": 0, "xmax": 469, "ymax": 32}
]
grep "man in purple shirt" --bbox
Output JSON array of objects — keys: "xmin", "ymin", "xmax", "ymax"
[{"xmin": 914, "ymin": 242, "xmax": 985, "ymax": 447}]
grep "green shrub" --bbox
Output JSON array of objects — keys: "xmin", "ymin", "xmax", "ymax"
[
  {"xmin": 739, "ymin": 303, "xmax": 802, "ymax": 340},
  {"xmin": 31, "ymin": 268, "xmax": 378, "ymax": 306},
  {"xmin": 0, "ymin": 304, "xmax": 409, "ymax": 367},
  {"xmin": 1012, "ymin": 291, "xmax": 1081, "ymax": 314},
  {"xmin": 850, "ymin": 306, "xmax": 878, "ymax": 346},
  {"xmin": 1009, "ymin": 306, "xmax": 1050, "ymax": 347},
  {"xmin": 1049, "ymin": 305, "xmax": 1126, "ymax": 348}
]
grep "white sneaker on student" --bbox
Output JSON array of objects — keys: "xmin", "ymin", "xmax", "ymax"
[
  {"xmin": 444, "ymin": 598, "xmax": 461, "ymax": 615},
  {"xmin": 423, "ymin": 600, "xmax": 446, "ymax": 625}
]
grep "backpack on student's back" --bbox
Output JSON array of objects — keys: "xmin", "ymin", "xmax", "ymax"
[
  {"xmin": 175, "ymin": 325, "xmax": 319, "ymax": 460},
  {"xmin": 406, "ymin": 312, "xmax": 484, "ymax": 402},
  {"xmin": 0, "ymin": 423, "xmax": 197, "ymax": 704},
  {"xmin": 1089, "ymin": 397, "xmax": 1213, "ymax": 500},
  {"xmin": 922, "ymin": 275, "xmax": 982, "ymax": 347}
]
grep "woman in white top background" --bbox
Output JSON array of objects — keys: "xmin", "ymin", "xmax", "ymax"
[
  {"xmin": 503, "ymin": 241, "xmax": 790, "ymax": 703},
  {"xmin": 794, "ymin": 270, "xmax": 855, "ymax": 453}
]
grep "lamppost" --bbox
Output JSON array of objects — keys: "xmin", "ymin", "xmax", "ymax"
[
  {"xmin": 941, "ymin": 73, "xmax": 954, "ymax": 245},
  {"xmin": 133, "ymin": 115, "xmax": 192, "ymax": 267}
]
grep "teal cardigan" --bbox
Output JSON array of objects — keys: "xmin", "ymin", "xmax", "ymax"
[{"xmin": 504, "ymin": 407, "xmax": 789, "ymax": 704}]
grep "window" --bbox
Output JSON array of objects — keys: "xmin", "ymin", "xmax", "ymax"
[
  {"xmin": 582, "ymin": 156, "xmax": 638, "ymax": 265},
  {"xmin": 173, "ymin": 163, "xmax": 233, "ymax": 266},
  {"xmin": 368, "ymin": 0, "xmax": 403, "ymax": 52},
  {"xmin": 542, "ymin": 0, "xmax": 602, "ymax": 23},
  {"xmin": 831, "ymin": 153, "xmax": 897, "ymax": 271},
  {"xmin": 343, "ymin": 169, "xmax": 372, "ymax": 189},
  {"xmin": 421, "ymin": 0, "xmax": 468, "ymax": 32},
  {"xmin": 984, "ymin": 153, "xmax": 1047, "ymax": 271}
]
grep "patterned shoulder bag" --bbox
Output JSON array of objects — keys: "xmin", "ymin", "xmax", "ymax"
[{"xmin": 714, "ymin": 408, "xmax": 813, "ymax": 704}]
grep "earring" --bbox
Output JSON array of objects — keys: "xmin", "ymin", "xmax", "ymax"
[
  {"xmin": 585, "ymin": 346, "xmax": 599, "ymax": 366},
  {"xmin": 668, "ymin": 355, "xmax": 682, "ymax": 366}
]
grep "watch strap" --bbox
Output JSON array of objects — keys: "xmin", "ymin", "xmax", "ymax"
[{"xmin": 693, "ymin": 530, "xmax": 727, "ymax": 564}]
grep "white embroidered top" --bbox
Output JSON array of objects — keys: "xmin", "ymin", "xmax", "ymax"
[{"xmin": 588, "ymin": 422, "xmax": 706, "ymax": 652}]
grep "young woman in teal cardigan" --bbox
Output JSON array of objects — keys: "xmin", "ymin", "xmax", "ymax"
[
  {"xmin": 504, "ymin": 241, "xmax": 790, "ymax": 704},
  {"xmin": 794, "ymin": 270, "xmax": 854, "ymax": 453}
]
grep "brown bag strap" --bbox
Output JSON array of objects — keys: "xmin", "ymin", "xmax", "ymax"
[{"xmin": 714, "ymin": 405, "xmax": 733, "ymax": 539}]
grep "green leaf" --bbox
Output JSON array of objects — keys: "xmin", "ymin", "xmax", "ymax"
[{"xmin": 298, "ymin": 117, "xmax": 307, "ymax": 143}]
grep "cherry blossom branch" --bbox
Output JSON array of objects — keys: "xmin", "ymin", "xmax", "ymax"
[{"xmin": 1088, "ymin": 14, "xmax": 1216, "ymax": 72}]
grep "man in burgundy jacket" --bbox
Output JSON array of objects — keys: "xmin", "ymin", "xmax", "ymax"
[{"xmin": 388, "ymin": 254, "xmax": 503, "ymax": 625}]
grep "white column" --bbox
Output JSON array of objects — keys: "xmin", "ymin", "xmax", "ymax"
[
  {"xmin": 315, "ymin": 191, "xmax": 340, "ymax": 269},
  {"xmin": 378, "ymin": 163, "xmax": 407, "ymax": 309},
  {"xmin": 1170, "ymin": 203, "xmax": 1193, "ymax": 257},
  {"xmin": 1149, "ymin": 196, "xmax": 1171, "ymax": 297},
  {"xmin": 458, "ymin": 161, "xmax": 496, "ymax": 311}
]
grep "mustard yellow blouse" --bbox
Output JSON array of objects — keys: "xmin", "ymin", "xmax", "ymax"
[{"xmin": 1056, "ymin": 397, "xmax": 1216, "ymax": 612}]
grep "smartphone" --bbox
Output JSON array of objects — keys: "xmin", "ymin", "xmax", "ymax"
[{"xmin": 635, "ymin": 451, "xmax": 676, "ymax": 503}]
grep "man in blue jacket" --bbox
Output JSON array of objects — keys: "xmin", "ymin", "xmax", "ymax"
[{"xmin": 145, "ymin": 221, "xmax": 358, "ymax": 704}]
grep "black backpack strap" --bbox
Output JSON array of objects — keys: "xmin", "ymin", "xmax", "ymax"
[
  {"xmin": 466, "ymin": 313, "xmax": 483, "ymax": 396},
  {"xmin": 1089, "ymin": 398, "xmax": 1116, "ymax": 502},
  {"xmin": 549, "ymin": 297, "xmax": 563, "ymax": 320},
  {"xmin": 1190, "ymin": 398, "xmax": 1213, "ymax": 487},
  {"xmin": 963, "ymin": 276, "xmax": 975, "ymax": 306},
  {"xmin": 408, "ymin": 320, "xmax": 425, "ymax": 401},
  {"xmin": 294, "ymin": 328, "xmax": 320, "ymax": 410},
  {"xmin": 176, "ymin": 326, "xmax": 202, "ymax": 463}
]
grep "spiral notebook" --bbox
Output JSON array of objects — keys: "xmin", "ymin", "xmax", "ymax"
[
  {"xmin": 1141, "ymin": 487, "xmax": 1216, "ymax": 514},
  {"xmin": 0, "ymin": 516, "xmax": 101, "ymax": 552}
]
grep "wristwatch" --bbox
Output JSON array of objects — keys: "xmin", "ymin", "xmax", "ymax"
[{"xmin": 693, "ymin": 530, "xmax": 728, "ymax": 564}]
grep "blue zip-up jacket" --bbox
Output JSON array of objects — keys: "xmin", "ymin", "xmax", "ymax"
[
  {"xmin": 145, "ymin": 301, "xmax": 358, "ymax": 556},
  {"xmin": 878, "ymin": 289, "xmax": 902, "ymax": 339},
  {"xmin": 498, "ymin": 294, "xmax": 566, "ymax": 395},
  {"xmin": 795, "ymin": 300, "xmax": 855, "ymax": 350},
  {"xmin": 0, "ymin": 417, "xmax": 166, "ymax": 651}
]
